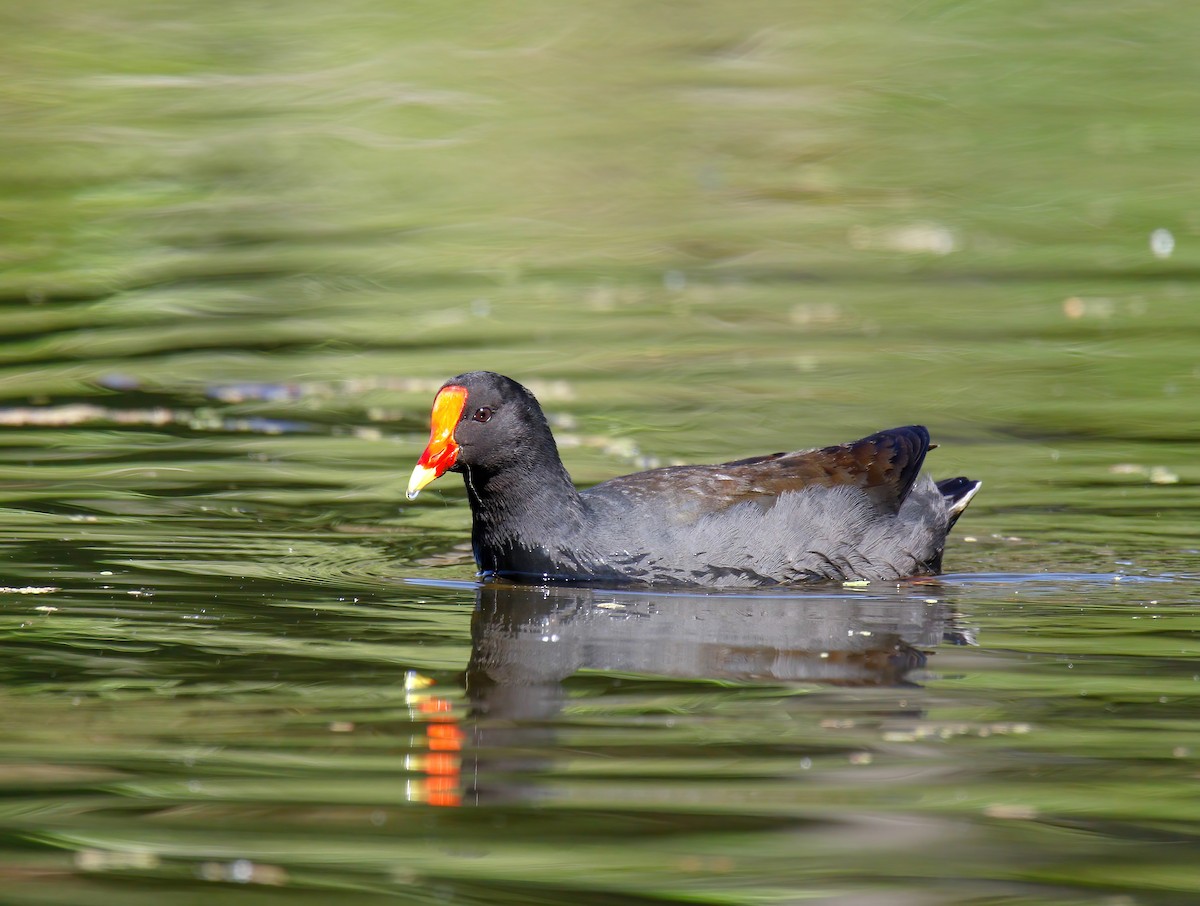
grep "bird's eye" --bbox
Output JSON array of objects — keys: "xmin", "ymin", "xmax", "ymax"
[{"xmin": 472, "ymin": 407, "xmax": 493, "ymax": 423}]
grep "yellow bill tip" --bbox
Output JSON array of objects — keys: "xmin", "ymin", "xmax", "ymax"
[{"xmin": 406, "ymin": 463, "xmax": 439, "ymax": 500}]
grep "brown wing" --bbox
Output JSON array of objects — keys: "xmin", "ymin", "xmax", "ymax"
[
  {"xmin": 588, "ymin": 426, "xmax": 932, "ymax": 519},
  {"xmin": 720, "ymin": 425, "xmax": 930, "ymax": 515}
]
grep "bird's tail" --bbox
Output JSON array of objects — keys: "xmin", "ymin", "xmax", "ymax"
[{"xmin": 936, "ymin": 477, "xmax": 982, "ymax": 531}]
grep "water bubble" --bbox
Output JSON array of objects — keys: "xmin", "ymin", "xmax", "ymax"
[
  {"xmin": 1150, "ymin": 228, "xmax": 1174, "ymax": 259},
  {"xmin": 230, "ymin": 859, "xmax": 254, "ymax": 883}
]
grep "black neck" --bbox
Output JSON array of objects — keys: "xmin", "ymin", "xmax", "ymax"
[{"xmin": 460, "ymin": 455, "xmax": 585, "ymax": 575}]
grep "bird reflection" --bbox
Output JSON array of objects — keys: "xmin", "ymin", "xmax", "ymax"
[
  {"xmin": 413, "ymin": 582, "xmax": 965, "ymax": 806},
  {"xmin": 467, "ymin": 581, "xmax": 958, "ymax": 708}
]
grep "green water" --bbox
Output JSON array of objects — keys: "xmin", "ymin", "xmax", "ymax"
[{"xmin": 2, "ymin": 2, "xmax": 1199, "ymax": 903}]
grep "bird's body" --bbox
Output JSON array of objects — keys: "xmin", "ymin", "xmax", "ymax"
[{"xmin": 408, "ymin": 372, "xmax": 980, "ymax": 588}]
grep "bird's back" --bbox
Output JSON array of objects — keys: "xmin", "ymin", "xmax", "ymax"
[{"xmin": 564, "ymin": 427, "xmax": 967, "ymax": 586}]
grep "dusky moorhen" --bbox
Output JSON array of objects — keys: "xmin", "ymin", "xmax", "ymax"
[{"xmin": 407, "ymin": 371, "xmax": 979, "ymax": 587}]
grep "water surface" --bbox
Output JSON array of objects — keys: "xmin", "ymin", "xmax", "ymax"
[{"xmin": 2, "ymin": 2, "xmax": 1199, "ymax": 903}]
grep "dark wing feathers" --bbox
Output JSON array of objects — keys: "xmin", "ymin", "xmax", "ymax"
[
  {"xmin": 592, "ymin": 426, "xmax": 932, "ymax": 518},
  {"xmin": 720, "ymin": 425, "xmax": 930, "ymax": 515}
]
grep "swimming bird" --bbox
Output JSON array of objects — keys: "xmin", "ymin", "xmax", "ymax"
[{"xmin": 407, "ymin": 371, "xmax": 979, "ymax": 587}]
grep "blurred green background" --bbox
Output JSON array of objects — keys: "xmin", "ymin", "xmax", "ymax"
[
  {"xmin": 4, "ymin": 1, "xmax": 1198, "ymax": 558},
  {"xmin": 1, "ymin": 2, "xmax": 1198, "ymax": 904}
]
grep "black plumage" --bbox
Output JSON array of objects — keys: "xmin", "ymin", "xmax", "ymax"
[{"xmin": 408, "ymin": 371, "xmax": 980, "ymax": 588}]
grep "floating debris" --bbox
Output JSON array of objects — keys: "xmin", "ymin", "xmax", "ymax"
[
  {"xmin": 76, "ymin": 849, "xmax": 161, "ymax": 872},
  {"xmin": 1110, "ymin": 463, "xmax": 1180, "ymax": 484},
  {"xmin": 197, "ymin": 859, "xmax": 288, "ymax": 886},
  {"xmin": 0, "ymin": 403, "xmax": 311, "ymax": 435},
  {"xmin": 984, "ymin": 803, "xmax": 1039, "ymax": 820}
]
